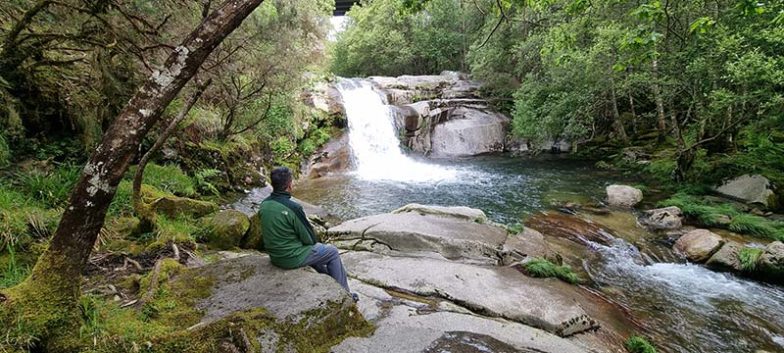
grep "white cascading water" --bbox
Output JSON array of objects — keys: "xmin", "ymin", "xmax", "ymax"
[
  {"xmin": 336, "ymin": 78, "xmax": 458, "ymax": 182},
  {"xmin": 588, "ymin": 239, "xmax": 784, "ymax": 351}
]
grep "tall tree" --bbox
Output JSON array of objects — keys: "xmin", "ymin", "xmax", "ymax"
[{"xmin": 0, "ymin": 0, "xmax": 264, "ymax": 350}]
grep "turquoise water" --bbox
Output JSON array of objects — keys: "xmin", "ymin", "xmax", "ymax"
[{"xmin": 295, "ymin": 154, "xmax": 627, "ymax": 225}]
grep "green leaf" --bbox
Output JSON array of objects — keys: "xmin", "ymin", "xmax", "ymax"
[{"xmin": 689, "ymin": 17, "xmax": 716, "ymax": 34}]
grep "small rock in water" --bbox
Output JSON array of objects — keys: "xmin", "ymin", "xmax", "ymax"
[
  {"xmin": 706, "ymin": 241, "xmax": 743, "ymax": 272},
  {"xmin": 758, "ymin": 241, "xmax": 784, "ymax": 280},
  {"xmin": 606, "ymin": 185, "xmax": 643, "ymax": 208},
  {"xmin": 639, "ymin": 206, "xmax": 683, "ymax": 230},
  {"xmin": 674, "ymin": 229, "xmax": 724, "ymax": 262}
]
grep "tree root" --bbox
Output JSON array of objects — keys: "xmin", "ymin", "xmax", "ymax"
[{"xmin": 142, "ymin": 259, "xmax": 164, "ymax": 303}]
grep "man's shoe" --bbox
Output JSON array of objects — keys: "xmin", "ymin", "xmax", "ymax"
[{"xmin": 351, "ymin": 292, "xmax": 359, "ymax": 302}]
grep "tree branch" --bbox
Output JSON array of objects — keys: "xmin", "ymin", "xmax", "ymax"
[{"xmin": 132, "ymin": 78, "xmax": 213, "ymax": 217}]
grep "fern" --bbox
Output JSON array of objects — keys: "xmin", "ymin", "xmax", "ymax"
[{"xmin": 194, "ymin": 168, "xmax": 222, "ymax": 196}]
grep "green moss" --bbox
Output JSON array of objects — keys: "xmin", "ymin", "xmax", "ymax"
[
  {"xmin": 199, "ymin": 210, "xmax": 250, "ymax": 250},
  {"xmin": 109, "ymin": 180, "xmax": 134, "ymax": 216},
  {"xmin": 0, "ymin": 251, "xmax": 84, "ymax": 352},
  {"xmin": 298, "ymin": 126, "xmax": 333, "ymax": 156},
  {"xmin": 505, "ymin": 222, "xmax": 524, "ymax": 234},
  {"xmin": 625, "ymin": 335, "xmax": 657, "ymax": 353},
  {"xmin": 154, "ymin": 215, "xmax": 198, "ymax": 242},
  {"xmin": 140, "ymin": 184, "xmax": 218, "ymax": 219},
  {"xmin": 0, "ymin": 133, "xmax": 10, "ymax": 168},
  {"xmin": 522, "ymin": 258, "xmax": 581, "ymax": 284},
  {"xmin": 83, "ymin": 258, "xmax": 371, "ymax": 353},
  {"xmin": 738, "ymin": 247, "xmax": 764, "ymax": 271}
]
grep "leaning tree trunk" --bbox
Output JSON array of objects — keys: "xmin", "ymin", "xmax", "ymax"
[{"xmin": 0, "ymin": 0, "xmax": 263, "ymax": 350}]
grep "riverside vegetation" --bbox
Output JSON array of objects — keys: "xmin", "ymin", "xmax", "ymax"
[
  {"xmin": 332, "ymin": 0, "xmax": 784, "ymax": 197},
  {"xmin": 0, "ymin": 0, "xmax": 782, "ymax": 352},
  {"xmin": 0, "ymin": 0, "xmax": 353, "ymax": 351}
]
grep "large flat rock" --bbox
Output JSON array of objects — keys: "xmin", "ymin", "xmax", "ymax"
[
  {"xmin": 715, "ymin": 174, "xmax": 778, "ymax": 208},
  {"xmin": 333, "ymin": 304, "xmax": 589, "ymax": 353},
  {"xmin": 188, "ymin": 253, "xmax": 352, "ymax": 325},
  {"xmin": 328, "ymin": 209, "xmax": 508, "ymax": 265},
  {"xmin": 342, "ymin": 252, "xmax": 598, "ymax": 337},
  {"xmin": 160, "ymin": 252, "xmax": 368, "ymax": 352}
]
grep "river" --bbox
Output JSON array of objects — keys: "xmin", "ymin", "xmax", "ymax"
[{"xmin": 289, "ymin": 78, "xmax": 784, "ymax": 353}]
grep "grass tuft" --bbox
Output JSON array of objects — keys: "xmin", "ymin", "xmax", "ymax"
[
  {"xmin": 16, "ymin": 165, "xmax": 81, "ymax": 208},
  {"xmin": 522, "ymin": 258, "xmax": 581, "ymax": 284},
  {"xmin": 738, "ymin": 247, "xmax": 764, "ymax": 271},
  {"xmin": 625, "ymin": 335, "xmax": 657, "ymax": 353},
  {"xmin": 1, "ymin": 245, "xmax": 30, "ymax": 288},
  {"xmin": 729, "ymin": 214, "xmax": 784, "ymax": 239},
  {"xmin": 127, "ymin": 163, "xmax": 196, "ymax": 197}
]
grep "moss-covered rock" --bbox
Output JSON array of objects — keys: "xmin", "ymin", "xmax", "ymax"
[
  {"xmin": 101, "ymin": 253, "xmax": 369, "ymax": 352},
  {"xmin": 201, "ymin": 210, "xmax": 250, "ymax": 250},
  {"xmin": 107, "ymin": 216, "xmax": 144, "ymax": 238},
  {"xmin": 240, "ymin": 212, "xmax": 263, "ymax": 250},
  {"xmin": 142, "ymin": 185, "xmax": 218, "ymax": 219},
  {"xmin": 175, "ymin": 139, "xmax": 266, "ymax": 190}
]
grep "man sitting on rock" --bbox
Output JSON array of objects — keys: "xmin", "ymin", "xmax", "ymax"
[{"xmin": 259, "ymin": 166, "xmax": 358, "ymax": 302}]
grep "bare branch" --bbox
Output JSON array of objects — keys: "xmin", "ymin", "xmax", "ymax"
[{"xmin": 132, "ymin": 78, "xmax": 213, "ymax": 216}]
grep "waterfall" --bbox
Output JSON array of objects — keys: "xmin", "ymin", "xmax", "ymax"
[{"xmin": 335, "ymin": 78, "xmax": 457, "ymax": 182}]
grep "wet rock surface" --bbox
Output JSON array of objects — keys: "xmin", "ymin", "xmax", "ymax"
[
  {"xmin": 706, "ymin": 241, "xmax": 743, "ymax": 272},
  {"xmin": 759, "ymin": 241, "xmax": 784, "ymax": 280},
  {"xmin": 429, "ymin": 107, "xmax": 509, "ymax": 157},
  {"xmin": 156, "ymin": 252, "xmax": 369, "ymax": 352},
  {"xmin": 320, "ymin": 204, "xmax": 641, "ymax": 352},
  {"xmin": 525, "ymin": 211, "xmax": 614, "ymax": 246},
  {"xmin": 302, "ymin": 132, "xmax": 352, "ymax": 179},
  {"xmin": 333, "ymin": 282, "xmax": 590, "ymax": 353},
  {"xmin": 364, "ymin": 71, "xmax": 511, "ymax": 157},
  {"xmin": 342, "ymin": 251, "xmax": 598, "ymax": 337},
  {"xmin": 188, "ymin": 253, "xmax": 352, "ymax": 325}
]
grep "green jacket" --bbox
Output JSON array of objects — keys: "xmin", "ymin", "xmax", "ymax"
[{"xmin": 258, "ymin": 191, "xmax": 318, "ymax": 269}]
